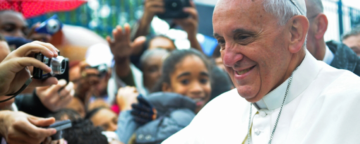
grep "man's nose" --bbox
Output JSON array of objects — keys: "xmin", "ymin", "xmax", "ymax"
[
  {"xmin": 222, "ymin": 46, "xmax": 244, "ymax": 67},
  {"xmin": 14, "ymin": 30, "xmax": 25, "ymax": 38}
]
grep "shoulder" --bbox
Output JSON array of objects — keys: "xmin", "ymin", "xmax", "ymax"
[
  {"xmin": 187, "ymin": 89, "xmax": 247, "ymax": 128},
  {"xmin": 315, "ymin": 65, "xmax": 360, "ymax": 103}
]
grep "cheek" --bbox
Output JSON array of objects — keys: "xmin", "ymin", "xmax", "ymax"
[
  {"xmin": 204, "ymin": 84, "xmax": 211, "ymax": 97},
  {"xmin": 171, "ymin": 82, "xmax": 188, "ymax": 96}
]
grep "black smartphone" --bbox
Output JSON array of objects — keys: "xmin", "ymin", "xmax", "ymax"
[
  {"xmin": 45, "ymin": 120, "xmax": 72, "ymax": 140},
  {"xmin": 47, "ymin": 120, "xmax": 72, "ymax": 131}
]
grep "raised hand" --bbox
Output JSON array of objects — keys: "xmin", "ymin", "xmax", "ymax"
[
  {"xmin": 116, "ymin": 86, "xmax": 139, "ymax": 111},
  {"xmin": 106, "ymin": 24, "xmax": 146, "ymax": 60}
]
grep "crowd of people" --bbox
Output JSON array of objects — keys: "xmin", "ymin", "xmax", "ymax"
[{"xmin": 0, "ymin": 0, "xmax": 360, "ymax": 144}]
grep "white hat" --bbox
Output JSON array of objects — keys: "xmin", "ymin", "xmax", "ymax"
[
  {"xmin": 85, "ymin": 43, "xmax": 113, "ymax": 67},
  {"xmin": 290, "ymin": 0, "xmax": 306, "ymax": 16}
]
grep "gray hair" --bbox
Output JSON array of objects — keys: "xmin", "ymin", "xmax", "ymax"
[
  {"xmin": 342, "ymin": 26, "xmax": 360, "ymax": 41},
  {"xmin": 140, "ymin": 48, "xmax": 170, "ymax": 69},
  {"xmin": 263, "ymin": 0, "xmax": 305, "ymax": 26},
  {"xmin": 306, "ymin": 0, "xmax": 324, "ymax": 13}
]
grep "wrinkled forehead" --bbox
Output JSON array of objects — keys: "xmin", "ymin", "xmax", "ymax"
[
  {"xmin": 213, "ymin": 0, "xmax": 277, "ymax": 36},
  {"xmin": 0, "ymin": 11, "xmax": 27, "ymax": 26}
]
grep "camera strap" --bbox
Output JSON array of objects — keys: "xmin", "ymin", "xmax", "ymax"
[{"xmin": 0, "ymin": 78, "xmax": 32, "ymax": 103}]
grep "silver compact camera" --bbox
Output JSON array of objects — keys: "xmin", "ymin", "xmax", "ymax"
[{"xmin": 33, "ymin": 53, "xmax": 68, "ymax": 79}]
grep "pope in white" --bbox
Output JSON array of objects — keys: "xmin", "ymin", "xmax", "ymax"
[{"xmin": 163, "ymin": 0, "xmax": 360, "ymax": 144}]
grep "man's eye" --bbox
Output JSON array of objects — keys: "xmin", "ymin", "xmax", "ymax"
[
  {"xmin": 3, "ymin": 25, "xmax": 15, "ymax": 32},
  {"xmin": 180, "ymin": 79, "xmax": 190, "ymax": 85},
  {"xmin": 236, "ymin": 35, "xmax": 250, "ymax": 40},
  {"xmin": 199, "ymin": 78, "xmax": 208, "ymax": 84},
  {"xmin": 217, "ymin": 39, "xmax": 225, "ymax": 45}
]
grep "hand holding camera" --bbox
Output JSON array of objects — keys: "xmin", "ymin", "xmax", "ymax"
[
  {"xmin": 173, "ymin": 1, "xmax": 198, "ymax": 39},
  {"xmin": 0, "ymin": 41, "xmax": 59, "ymax": 96},
  {"xmin": 143, "ymin": 0, "xmax": 165, "ymax": 24},
  {"xmin": 36, "ymin": 79, "xmax": 74, "ymax": 112}
]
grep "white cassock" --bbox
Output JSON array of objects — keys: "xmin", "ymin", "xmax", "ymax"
[{"xmin": 162, "ymin": 50, "xmax": 360, "ymax": 144}]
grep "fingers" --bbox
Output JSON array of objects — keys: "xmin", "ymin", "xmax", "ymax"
[
  {"xmin": 106, "ymin": 36, "xmax": 112, "ymax": 44},
  {"xmin": 14, "ymin": 116, "xmax": 56, "ymax": 140},
  {"xmin": 59, "ymin": 81, "xmax": 74, "ymax": 96},
  {"xmin": 57, "ymin": 82, "xmax": 74, "ymax": 108},
  {"xmin": 132, "ymin": 36, "xmax": 147, "ymax": 50},
  {"xmin": 8, "ymin": 57, "xmax": 52, "ymax": 73},
  {"xmin": 183, "ymin": 7, "xmax": 198, "ymax": 20},
  {"xmin": 124, "ymin": 23, "xmax": 131, "ymax": 42},
  {"xmin": 145, "ymin": 0, "xmax": 165, "ymax": 13},
  {"xmin": 13, "ymin": 41, "xmax": 58, "ymax": 59},
  {"xmin": 30, "ymin": 77, "xmax": 58, "ymax": 88},
  {"xmin": 133, "ymin": 115, "xmax": 152, "ymax": 125},
  {"xmin": 27, "ymin": 115, "xmax": 56, "ymax": 127},
  {"xmin": 131, "ymin": 110, "xmax": 153, "ymax": 121},
  {"xmin": 131, "ymin": 103, "xmax": 153, "ymax": 113},
  {"xmin": 47, "ymin": 79, "xmax": 67, "ymax": 94},
  {"xmin": 137, "ymin": 96, "xmax": 152, "ymax": 107},
  {"xmin": 113, "ymin": 26, "xmax": 123, "ymax": 42}
]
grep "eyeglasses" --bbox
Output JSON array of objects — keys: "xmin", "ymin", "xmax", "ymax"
[{"xmin": 289, "ymin": 0, "xmax": 304, "ymax": 15}]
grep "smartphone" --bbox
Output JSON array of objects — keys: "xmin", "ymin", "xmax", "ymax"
[
  {"xmin": 45, "ymin": 120, "xmax": 72, "ymax": 140},
  {"xmin": 47, "ymin": 120, "xmax": 72, "ymax": 131}
]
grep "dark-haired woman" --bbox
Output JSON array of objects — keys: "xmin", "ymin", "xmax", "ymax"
[{"xmin": 116, "ymin": 49, "xmax": 212, "ymax": 144}]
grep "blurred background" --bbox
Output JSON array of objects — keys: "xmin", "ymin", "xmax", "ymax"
[{"xmin": 21, "ymin": 0, "xmax": 360, "ymax": 56}]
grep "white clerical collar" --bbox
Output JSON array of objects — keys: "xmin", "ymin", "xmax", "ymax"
[
  {"xmin": 323, "ymin": 45, "xmax": 334, "ymax": 65},
  {"xmin": 254, "ymin": 50, "xmax": 321, "ymax": 110}
]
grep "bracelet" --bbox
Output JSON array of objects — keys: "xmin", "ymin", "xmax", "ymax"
[{"xmin": 0, "ymin": 78, "xmax": 32, "ymax": 103}]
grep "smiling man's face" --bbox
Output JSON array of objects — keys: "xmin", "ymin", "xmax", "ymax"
[{"xmin": 213, "ymin": 0, "xmax": 294, "ymax": 102}]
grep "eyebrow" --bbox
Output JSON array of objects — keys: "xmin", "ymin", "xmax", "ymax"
[
  {"xmin": 177, "ymin": 72, "xmax": 191, "ymax": 79},
  {"xmin": 213, "ymin": 28, "xmax": 257, "ymax": 38},
  {"xmin": 200, "ymin": 72, "xmax": 209, "ymax": 77},
  {"xmin": 176, "ymin": 71, "xmax": 210, "ymax": 79},
  {"xmin": 213, "ymin": 33, "xmax": 222, "ymax": 38},
  {"xmin": 232, "ymin": 28, "xmax": 256, "ymax": 35}
]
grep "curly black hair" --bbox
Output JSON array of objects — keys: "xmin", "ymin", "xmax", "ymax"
[
  {"xmin": 53, "ymin": 109, "xmax": 81, "ymax": 121},
  {"xmin": 63, "ymin": 119, "xmax": 108, "ymax": 144}
]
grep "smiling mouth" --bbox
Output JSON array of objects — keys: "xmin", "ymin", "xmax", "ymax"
[{"xmin": 235, "ymin": 66, "xmax": 256, "ymax": 75}]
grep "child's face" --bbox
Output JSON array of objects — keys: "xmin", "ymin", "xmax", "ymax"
[
  {"xmin": 91, "ymin": 108, "xmax": 118, "ymax": 132},
  {"xmin": 163, "ymin": 55, "xmax": 211, "ymax": 113}
]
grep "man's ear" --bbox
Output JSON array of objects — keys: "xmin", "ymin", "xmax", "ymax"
[
  {"xmin": 105, "ymin": 68, "xmax": 111, "ymax": 80},
  {"xmin": 288, "ymin": 15, "xmax": 309, "ymax": 53},
  {"xmin": 162, "ymin": 83, "xmax": 172, "ymax": 92},
  {"xmin": 314, "ymin": 14, "xmax": 328, "ymax": 40}
]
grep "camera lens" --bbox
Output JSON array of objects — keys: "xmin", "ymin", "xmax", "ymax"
[
  {"xmin": 167, "ymin": 0, "xmax": 182, "ymax": 11},
  {"xmin": 51, "ymin": 56, "xmax": 66, "ymax": 75}
]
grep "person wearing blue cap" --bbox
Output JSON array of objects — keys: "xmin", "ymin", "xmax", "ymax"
[{"xmin": 163, "ymin": 0, "xmax": 360, "ymax": 144}]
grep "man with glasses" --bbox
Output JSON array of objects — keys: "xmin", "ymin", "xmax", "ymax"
[
  {"xmin": 305, "ymin": 0, "xmax": 360, "ymax": 76},
  {"xmin": 163, "ymin": 0, "xmax": 360, "ymax": 143}
]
